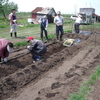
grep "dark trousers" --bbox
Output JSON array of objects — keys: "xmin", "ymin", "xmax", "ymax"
[
  {"xmin": 74, "ymin": 23, "xmax": 80, "ymax": 33},
  {"xmin": 56, "ymin": 25, "xmax": 63, "ymax": 40},
  {"xmin": 40, "ymin": 28, "xmax": 48, "ymax": 40},
  {"xmin": 0, "ymin": 52, "xmax": 6, "ymax": 62}
]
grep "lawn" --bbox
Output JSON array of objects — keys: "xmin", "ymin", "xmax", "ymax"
[{"xmin": 0, "ymin": 13, "xmax": 100, "ymax": 44}]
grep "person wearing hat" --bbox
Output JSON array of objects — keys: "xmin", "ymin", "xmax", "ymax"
[
  {"xmin": 8, "ymin": 9, "xmax": 18, "ymax": 37},
  {"xmin": 54, "ymin": 11, "xmax": 64, "ymax": 41},
  {"xmin": 27, "ymin": 37, "xmax": 47, "ymax": 63},
  {"xmin": 0, "ymin": 39, "xmax": 13, "ymax": 64},
  {"xmin": 38, "ymin": 15, "xmax": 49, "ymax": 41},
  {"xmin": 74, "ymin": 14, "xmax": 83, "ymax": 33}
]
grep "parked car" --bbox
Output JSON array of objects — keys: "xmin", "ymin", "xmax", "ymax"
[{"xmin": 70, "ymin": 15, "xmax": 77, "ymax": 20}]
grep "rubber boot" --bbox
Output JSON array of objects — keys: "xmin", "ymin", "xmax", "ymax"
[
  {"xmin": 60, "ymin": 34, "xmax": 63, "ymax": 41},
  {"xmin": 45, "ymin": 30, "xmax": 48, "ymax": 41},
  {"xmin": 10, "ymin": 33, "xmax": 12, "ymax": 37},
  {"xmin": 14, "ymin": 32, "xmax": 17, "ymax": 38},
  {"xmin": 56, "ymin": 35, "xmax": 59, "ymax": 41}
]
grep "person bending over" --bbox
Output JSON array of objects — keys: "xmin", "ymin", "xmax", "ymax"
[
  {"xmin": 27, "ymin": 37, "xmax": 47, "ymax": 63},
  {"xmin": 0, "ymin": 39, "xmax": 13, "ymax": 65}
]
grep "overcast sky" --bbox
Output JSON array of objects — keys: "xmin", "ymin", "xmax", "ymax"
[{"xmin": 9, "ymin": 0, "xmax": 100, "ymax": 15}]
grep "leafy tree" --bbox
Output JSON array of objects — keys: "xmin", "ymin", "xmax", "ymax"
[{"xmin": 0, "ymin": 0, "xmax": 18, "ymax": 18}]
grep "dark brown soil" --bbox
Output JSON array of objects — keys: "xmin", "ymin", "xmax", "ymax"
[{"xmin": 1, "ymin": 32, "xmax": 100, "ymax": 100}]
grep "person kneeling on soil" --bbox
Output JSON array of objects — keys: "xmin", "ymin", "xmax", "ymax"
[
  {"xmin": 27, "ymin": 37, "xmax": 47, "ymax": 63},
  {"xmin": 0, "ymin": 39, "xmax": 14, "ymax": 65}
]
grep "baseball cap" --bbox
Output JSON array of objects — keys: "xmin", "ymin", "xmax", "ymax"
[
  {"xmin": 78, "ymin": 15, "xmax": 82, "ymax": 18},
  {"xmin": 57, "ymin": 11, "xmax": 61, "ymax": 14},
  {"xmin": 43, "ymin": 15, "xmax": 47, "ymax": 19},
  {"xmin": 27, "ymin": 36, "xmax": 34, "ymax": 42}
]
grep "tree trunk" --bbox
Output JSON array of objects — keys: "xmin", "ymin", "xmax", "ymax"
[{"xmin": 2, "ymin": 9, "xmax": 6, "ymax": 19}]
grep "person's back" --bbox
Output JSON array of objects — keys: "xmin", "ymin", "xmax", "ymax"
[
  {"xmin": 0, "ymin": 39, "xmax": 10, "ymax": 50},
  {"xmin": 31, "ymin": 39, "xmax": 46, "ymax": 54},
  {"xmin": 27, "ymin": 37, "xmax": 47, "ymax": 62},
  {"xmin": 75, "ymin": 17, "xmax": 83, "ymax": 24},
  {"xmin": 0, "ymin": 39, "xmax": 13, "ymax": 64}
]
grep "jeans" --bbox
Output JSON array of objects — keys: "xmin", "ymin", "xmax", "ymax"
[
  {"xmin": 40, "ymin": 27, "xmax": 48, "ymax": 40},
  {"xmin": 56, "ymin": 25, "xmax": 64, "ymax": 39},
  {"xmin": 74, "ymin": 23, "xmax": 80, "ymax": 33}
]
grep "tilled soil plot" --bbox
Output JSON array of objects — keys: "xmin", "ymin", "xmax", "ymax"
[{"xmin": 1, "ymin": 33, "xmax": 100, "ymax": 100}]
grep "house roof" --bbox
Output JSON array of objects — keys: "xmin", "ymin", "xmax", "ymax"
[
  {"xmin": 93, "ymin": 14, "xmax": 100, "ymax": 17},
  {"xmin": 31, "ymin": 7, "xmax": 55, "ymax": 14},
  {"xmin": 31, "ymin": 7, "xmax": 43, "ymax": 13}
]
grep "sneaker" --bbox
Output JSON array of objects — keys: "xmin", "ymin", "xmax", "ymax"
[
  {"xmin": 33, "ymin": 60, "xmax": 38, "ymax": 63},
  {"xmin": 33, "ymin": 61, "xmax": 36, "ymax": 63}
]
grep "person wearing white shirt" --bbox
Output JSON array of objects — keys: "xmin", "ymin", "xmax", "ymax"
[
  {"xmin": 54, "ymin": 11, "xmax": 64, "ymax": 41},
  {"xmin": 74, "ymin": 15, "xmax": 83, "ymax": 33},
  {"xmin": 39, "ymin": 15, "xmax": 48, "ymax": 41}
]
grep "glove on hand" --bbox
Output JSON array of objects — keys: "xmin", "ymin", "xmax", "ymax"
[
  {"xmin": 4, "ymin": 58, "xmax": 8, "ymax": 62},
  {"xmin": 45, "ymin": 28, "xmax": 47, "ymax": 30},
  {"xmin": 27, "ymin": 46, "xmax": 30, "ymax": 50}
]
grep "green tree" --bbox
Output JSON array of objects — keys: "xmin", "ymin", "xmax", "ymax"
[{"xmin": 0, "ymin": 0, "xmax": 18, "ymax": 18}]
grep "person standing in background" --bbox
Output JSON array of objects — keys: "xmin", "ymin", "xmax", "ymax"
[
  {"xmin": 74, "ymin": 15, "xmax": 83, "ymax": 33},
  {"xmin": 8, "ymin": 9, "xmax": 18, "ymax": 38},
  {"xmin": 38, "ymin": 15, "xmax": 49, "ymax": 41},
  {"xmin": 54, "ymin": 11, "xmax": 64, "ymax": 41}
]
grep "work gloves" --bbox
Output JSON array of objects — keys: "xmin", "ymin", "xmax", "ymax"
[
  {"xmin": 45, "ymin": 28, "xmax": 47, "ymax": 30},
  {"xmin": 27, "ymin": 46, "xmax": 30, "ymax": 50},
  {"xmin": 3, "ymin": 58, "xmax": 8, "ymax": 62}
]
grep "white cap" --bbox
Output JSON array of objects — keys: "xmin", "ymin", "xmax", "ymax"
[
  {"xmin": 57, "ymin": 11, "xmax": 61, "ymax": 14},
  {"xmin": 43, "ymin": 15, "xmax": 47, "ymax": 19},
  {"xmin": 7, "ymin": 45, "xmax": 13, "ymax": 53},
  {"xmin": 78, "ymin": 15, "xmax": 82, "ymax": 18}
]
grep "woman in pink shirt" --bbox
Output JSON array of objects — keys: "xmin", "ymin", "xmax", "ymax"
[{"xmin": 8, "ymin": 9, "xmax": 18, "ymax": 37}]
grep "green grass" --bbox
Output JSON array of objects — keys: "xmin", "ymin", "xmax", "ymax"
[
  {"xmin": 0, "ymin": 13, "xmax": 100, "ymax": 44},
  {"xmin": 13, "ymin": 33, "xmax": 56, "ymax": 47},
  {"xmin": 14, "ymin": 41, "xmax": 29, "ymax": 47},
  {"xmin": 69, "ymin": 65, "xmax": 100, "ymax": 100}
]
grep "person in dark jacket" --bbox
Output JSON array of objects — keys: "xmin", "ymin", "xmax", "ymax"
[
  {"xmin": 38, "ymin": 15, "xmax": 48, "ymax": 41},
  {"xmin": 27, "ymin": 37, "xmax": 47, "ymax": 62},
  {"xmin": 0, "ymin": 39, "xmax": 13, "ymax": 64}
]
